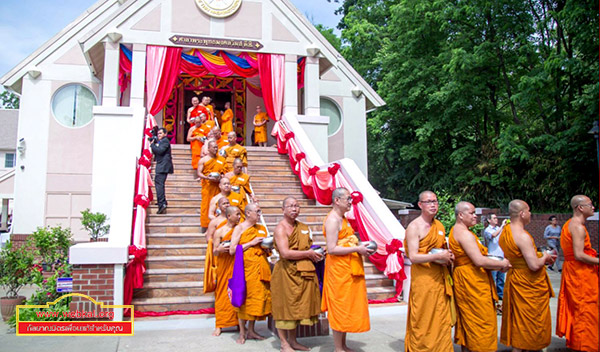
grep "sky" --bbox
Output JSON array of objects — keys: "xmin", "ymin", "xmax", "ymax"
[{"xmin": 0, "ymin": 0, "xmax": 342, "ymax": 82}]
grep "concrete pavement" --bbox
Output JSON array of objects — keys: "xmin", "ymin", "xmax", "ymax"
[{"xmin": 0, "ymin": 270, "xmax": 570, "ymax": 351}]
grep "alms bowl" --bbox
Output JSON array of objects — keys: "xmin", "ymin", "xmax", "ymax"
[
  {"xmin": 365, "ymin": 240, "xmax": 378, "ymax": 252},
  {"xmin": 486, "ymin": 255, "xmax": 504, "ymax": 261},
  {"xmin": 312, "ymin": 247, "xmax": 325, "ymax": 255},
  {"xmin": 209, "ymin": 172, "xmax": 221, "ymax": 179},
  {"xmin": 231, "ymin": 185, "xmax": 241, "ymax": 193},
  {"xmin": 221, "ymin": 241, "xmax": 231, "ymax": 248},
  {"xmin": 260, "ymin": 236, "xmax": 274, "ymax": 249},
  {"xmin": 428, "ymin": 248, "xmax": 449, "ymax": 264}
]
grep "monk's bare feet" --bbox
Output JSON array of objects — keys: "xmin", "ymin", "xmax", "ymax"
[
  {"xmin": 280, "ymin": 343, "xmax": 295, "ymax": 352},
  {"xmin": 246, "ymin": 331, "xmax": 265, "ymax": 340},
  {"xmin": 342, "ymin": 345, "xmax": 356, "ymax": 352},
  {"xmin": 236, "ymin": 334, "xmax": 246, "ymax": 344},
  {"xmin": 289, "ymin": 341, "xmax": 310, "ymax": 351},
  {"xmin": 212, "ymin": 328, "xmax": 221, "ymax": 336}
]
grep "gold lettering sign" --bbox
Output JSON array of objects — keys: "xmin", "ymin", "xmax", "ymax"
[
  {"xmin": 170, "ymin": 35, "xmax": 263, "ymax": 51},
  {"xmin": 195, "ymin": 0, "xmax": 242, "ymax": 18}
]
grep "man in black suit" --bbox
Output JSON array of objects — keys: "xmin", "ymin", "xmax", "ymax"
[{"xmin": 150, "ymin": 127, "xmax": 173, "ymax": 214}]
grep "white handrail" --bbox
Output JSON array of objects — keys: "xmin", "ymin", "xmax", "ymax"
[{"xmin": 281, "ymin": 113, "xmax": 405, "ymax": 241}]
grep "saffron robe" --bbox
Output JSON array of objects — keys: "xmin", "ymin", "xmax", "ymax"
[
  {"xmin": 272, "ymin": 221, "xmax": 321, "ymax": 323},
  {"xmin": 226, "ymin": 192, "xmax": 246, "ymax": 220},
  {"xmin": 229, "ymin": 173, "xmax": 252, "ymax": 201},
  {"xmin": 189, "ymin": 127, "xmax": 205, "ymax": 169},
  {"xmin": 254, "ymin": 112, "xmax": 268, "ymax": 143},
  {"xmin": 221, "ymin": 108, "xmax": 234, "ymax": 134},
  {"xmin": 200, "ymin": 156, "xmax": 225, "ymax": 228},
  {"xmin": 215, "ymin": 227, "xmax": 238, "ymax": 328},
  {"xmin": 404, "ymin": 219, "xmax": 454, "ymax": 352},
  {"xmin": 449, "ymin": 227, "xmax": 499, "ymax": 352},
  {"xmin": 556, "ymin": 219, "xmax": 599, "ymax": 351},
  {"xmin": 321, "ymin": 215, "xmax": 370, "ymax": 333},
  {"xmin": 199, "ymin": 120, "xmax": 215, "ymax": 137},
  {"xmin": 205, "ymin": 104, "xmax": 215, "ymax": 120},
  {"xmin": 499, "ymin": 225, "xmax": 554, "ymax": 350},
  {"xmin": 190, "ymin": 105, "xmax": 209, "ymax": 122},
  {"xmin": 203, "ymin": 220, "xmax": 226, "ymax": 293},
  {"xmin": 223, "ymin": 144, "xmax": 248, "ymax": 173},
  {"xmin": 235, "ymin": 224, "xmax": 272, "ymax": 320}
]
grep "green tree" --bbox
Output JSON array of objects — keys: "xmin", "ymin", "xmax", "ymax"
[
  {"xmin": 0, "ymin": 90, "xmax": 19, "ymax": 109},
  {"xmin": 336, "ymin": 0, "xmax": 598, "ymax": 211}
]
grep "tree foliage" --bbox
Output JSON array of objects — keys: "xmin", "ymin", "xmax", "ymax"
[
  {"xmin": 0, "ymin": 91, "xmax": 19, "ymax": 109},
  {"xmin": 332, "ymin": 0, "xmax": 598, "ymax": 211}
]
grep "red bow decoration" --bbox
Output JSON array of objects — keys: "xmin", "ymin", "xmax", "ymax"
[
  {"xmin": 138, "ymin": 157, "xmax": 152, "ymax": 168},
  {"xmin": 144, "ymin": 128, "xmax": 153, "ymax": 137},
  {"xmin": 284, "ymin": 132, "xmax": 295, "ymax": 140},
  {"xmin": 308, "ymin": 166, "xmax": 320, "ymax": 176},
  {"xmin": 328, "ymin": 163, "xmax": 341, "ymax": 175},
  {"xmin": 134, "ymin": 195, "xmax": 150, "ymax": 209},
  {"xmin": 351, "ymin": 191, "xmax": 364, "ymax": 205},
  {"xmin": 385, "ymin": 239, "xmax": 402, "ymax": 255},
  {"xmin": 295, "ymin": 152, "xmax": 306, "ymax": 162},
  {"xmin": 143, "ymin": 149, "xmax": 153, "ymax": 160}
]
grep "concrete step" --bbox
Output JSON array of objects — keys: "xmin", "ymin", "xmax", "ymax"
[
  {"xmin": 145, "ymin": 255, "xmax": 206, "ymax": 269},
  {"xmin": 131, "ymin": 295, "xmax": 215, "ymax": 312}
]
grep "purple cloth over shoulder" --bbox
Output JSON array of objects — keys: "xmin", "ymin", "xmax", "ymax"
[{"xmin": 227, "ymin": 245, "xmax": 246, "ymax": 307}]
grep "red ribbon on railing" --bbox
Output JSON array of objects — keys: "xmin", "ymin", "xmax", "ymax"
[
  {"xmin": 144, "ymin": 128, "xmax": 153, "ymax": 137},
  {"xmin": 328, "ymin": 163, "xmax": 341, "ymax": 175},
  {"xmin": 142, "ymin": 149, "xmax": 153, "ymax": 161},
  {"xmin": 284, "ymin": 131, "xmax": 295, "ymax": 140},
  {"xmin": 134, "ymin": 195, "xmax": 150, "ymax": 209},
  {"xmin": 351, "ymin": 191, "xmax": 364, "ymax": 204},
  {"xmin": 123, "ymin": 246, "xmax": 148, "ymax": 317},
  {"xmin": 295, "ymin": 152, "xmax": 306, "ymax": 162},
  {"xmin": 138, "ymin": 157, "xmax": 151, "ymax": 168},
  {"xmin": 308, "ymin": 166, "xmax": 320, "ymax": 176}
]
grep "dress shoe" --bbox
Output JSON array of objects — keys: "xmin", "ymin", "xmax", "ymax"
[{"xmin": 157, "ymin": 206, "xmax": 167, "ymax": 214}]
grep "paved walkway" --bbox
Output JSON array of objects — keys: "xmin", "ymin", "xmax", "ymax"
[{"xmin": 1, "ymin": 270, "xmax": 569, "ymax": 351}]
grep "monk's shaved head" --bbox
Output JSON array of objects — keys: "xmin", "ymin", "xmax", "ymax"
[
  {"xmin": 233, "ymin": 158, "xmax": 243, "ymax": 166},
  {"xmin": 228, "ymin": 132, "xmax": 236, "ymax": 138},
  {"xmin": 219, "ymin": 177, "xmax": 230, "ymax": 185},
  {"xmin": 207, "ymin": 139, "xmax": 217, "ymax": 148},
  {"xmin": 226, "ymin": 206, "xmax": 240, "ymax": 217},
  {"xmin": 419, "ymin": 191, "xmax": 436, "ymax": 202},
  {"xmin": 571, "ymin": 195, "xmax": 591, "ymax": 210},
  {"xmin": 508, "ymin": 199, "xmax": 528, "ymax": 218},
  {"xmin": 332, "ymin": 187, "xmax": 349, "ymax": 204},
  {"xmin": 454, "ymin": 201, "xmax": 473, "ymax": 217},
  {"xmin": 282, "ymin": 196, "xmax": 297, "ymax": 208},
  {"xmin": 218, "ymin": 197, "xmax": 230, "ymax": 207},
  {"xmin": 245, "ymin": 203, "xmax": 257, "ymax": 216}
]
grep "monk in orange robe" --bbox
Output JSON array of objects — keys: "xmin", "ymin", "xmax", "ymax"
[
  {"xmin": 449, "ymin": 202, "xmax": 511, "ymax": 352},
  {"xmin": 226, "ymin": 158, "xmax": 256, "ymax": 204},
  {"xmin": 272, "ymin": 196, "xmax": 323, "ymax": 352},
  {"xmin": 229, "ymin": 204, "xmax": 271, "ymax": 344},
  {"xmin": 203, "ymin": 197, "xmax": 230, "ymax": 295},
  {"xmin": 201, "ymin": 96, "xmax": 214, "ymax": 120},
  {"xmin": 221, "ymin": 102, "xmax": 234, "ymax": 134},
  {"xmin": 499, "ymin": 199, "xmax": 555, "ymax": 351},
  {"xmin": 322, "ymin": 188, "xmax": 374, "ymax": 352},
  {"xmin": 253, "ymin": 105, "xmax": 268, "ymax": 147},
  {"xmin": 404, "ymin": 190, "xmax": 455, "ymax": 351},
  {"xmin": 556, "ymin": 195, "xmax": 599, "ymax": 351},
  {"xmin": 208, "ymin": 177, "xmax": 245, "ymax": 222},
  {"xmin": 212, "ymin": 206, "xmax": 242, "ymax": 336},
  {"xmin": 187, "ymin": 96, "xmax": 209, "ymax": 125},
  {"xmin": 223, "ymin": 132, "xmax": 248, "ymax": 173},
  {"xmin": 197, "ymin": 140, "xmax": 226, "ymax": 229},
  {"xmin": 187, "ymin": 118, "xmax": 207, "ymax": 170}
]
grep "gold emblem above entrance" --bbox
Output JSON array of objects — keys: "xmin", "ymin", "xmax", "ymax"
[{"xmin": 195, "ymin": 0, "xmax": 242, "ymax": 18}]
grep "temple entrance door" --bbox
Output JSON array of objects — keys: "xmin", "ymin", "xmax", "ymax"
[{"xmin": 162, "ymin": 75, "xmax": 247, "ymax": 145}]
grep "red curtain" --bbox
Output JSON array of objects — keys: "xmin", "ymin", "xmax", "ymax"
[
  {"xmin": 257, "ymin": 53, "xmax": 276, "ymax": 120},
  {"xmin": 148, "ymin": 47, "xmax": 182, "ymax": 116}
]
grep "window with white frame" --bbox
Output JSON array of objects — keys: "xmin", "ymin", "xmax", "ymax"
[
  {"xmin": 51, "ymin": 84, "xmax": 97, "ymax": 128},
  {"xmin": 4, "ymin": 153, "xmax": 15, "ymax": 168}
]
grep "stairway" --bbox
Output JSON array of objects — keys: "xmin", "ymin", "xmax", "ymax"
[{"xmin": 132, "ymin": 145, "xmax": 396, "ymax": 312}]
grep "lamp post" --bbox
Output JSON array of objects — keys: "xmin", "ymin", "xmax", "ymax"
[{"xmin": 588, "ymin": 120, "xmax": 599, "ymax": 170}]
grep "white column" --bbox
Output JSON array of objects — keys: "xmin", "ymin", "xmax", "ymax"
[
  {"xmin": 0, "ymin": 199, "xmax": 8, "ymax": 231},
  {"xmin": 283, "ymin": 54, "xmax": 298, "ymax": 117},
  {"xmin": 113, "ymin": 264, "xmax": 124, "ymax": 321},
  {"xmin": 129, "ymin": 44, "xmax": 147, "ymax": 108},
  {"xmin": 102, "ymin": 41, "xmax": 120, "ymax": 107},
  {"xmin": 304, "ymin": 56, "xmax": 320, "ymax": 116}
]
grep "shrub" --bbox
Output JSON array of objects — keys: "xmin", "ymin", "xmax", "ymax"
[{"xmin": 80, "ymin": 209, "xmax": 110, "ymax": 241}]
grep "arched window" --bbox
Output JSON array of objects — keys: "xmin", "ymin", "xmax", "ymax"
[{"xmin": 52, "ymin": 84, "xmax": 97, "ymax": 128}]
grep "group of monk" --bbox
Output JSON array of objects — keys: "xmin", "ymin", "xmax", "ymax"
[
  {"xmin": 203, "ymin": 187, "xmax": 376, "ymax": 352},
  {"xmin": 405, "ymin": 191, "xmax": 599, "ymax": 352}
]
